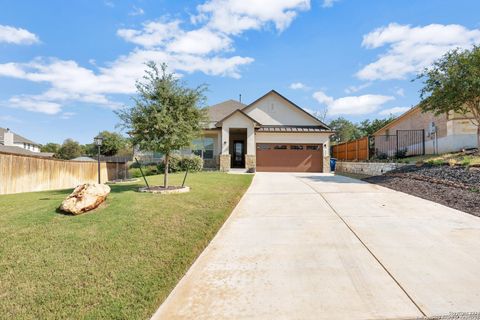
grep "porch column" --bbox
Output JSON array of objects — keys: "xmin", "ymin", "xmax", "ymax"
[
  {"xmin": 219, "ymin": 127, "xmax": 231, "ymax": 171},
  {"xmin": 245, "ymin": 126, "xmax": 256, "ymax": 171}
]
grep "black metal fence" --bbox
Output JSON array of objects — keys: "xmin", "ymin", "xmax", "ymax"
[{"xmin": 373, "ymin": 129, "xmax": 425, "ymax": 158}]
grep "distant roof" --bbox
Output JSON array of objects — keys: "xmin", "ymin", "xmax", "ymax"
[
  {"xmin": 71, "ymin": 156, "xmax": 96, "ymax": 162},
  {"xmin": 0, "ymin": 145, "xmax": 53, "ymax": 157},
  {"xmin": 0, "ymin": 127, "xmax": 39, "ymax": 146},
  {"xmin": 205, "ymin": 99, "xmax": 246, "ymax": 122}
]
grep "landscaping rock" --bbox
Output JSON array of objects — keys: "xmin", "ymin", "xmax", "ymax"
[{"xmin": 60, "ymin": 183, "xmax": 111, "ymax": 215}]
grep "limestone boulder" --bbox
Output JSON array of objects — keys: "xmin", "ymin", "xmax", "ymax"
[{"xmin": 60, "ymin": 183, "xmax": 111, "ymax": 215}]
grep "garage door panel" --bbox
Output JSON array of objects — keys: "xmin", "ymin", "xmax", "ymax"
[{"xmin": 256, "ymin": 144, "xmax": 322, "ymax": 172}]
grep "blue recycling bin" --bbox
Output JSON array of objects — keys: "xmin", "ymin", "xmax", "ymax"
[{"xmin": 330, "ymin": 158, "xmax": 337, "ymax": 172}]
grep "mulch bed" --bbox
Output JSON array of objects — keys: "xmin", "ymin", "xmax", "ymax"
[{"xmin": 363, "ymin": 165, "xmax": 480, "ymax": 217}]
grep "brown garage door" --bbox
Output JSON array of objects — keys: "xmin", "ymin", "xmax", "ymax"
[{"xmin": 256, "ymin": 144, "xmax": 323, "ymax": 172}]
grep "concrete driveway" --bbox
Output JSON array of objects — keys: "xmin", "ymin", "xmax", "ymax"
[{"xmin": 152, "ymin": 173, "xmax": 480, "ymax": 320}]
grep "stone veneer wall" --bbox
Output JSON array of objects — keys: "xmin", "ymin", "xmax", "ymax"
[
  {"xmin": 335, "ymin": 161, "xmax": 408, "ymax": 176},
  {"xmin": 323, "ymin": 155, "xmax": 331, "ymax": 173},
  {"xmin": 203, "ymin": 156, "xmax": 219, "ymax": 170},
  {"xmin": 219, "ymin": 155, "xmax": 231, "ymax": 172},
  {"xmin": 245, "ymin": 155, "xmax": 256, "ymax": 171}
]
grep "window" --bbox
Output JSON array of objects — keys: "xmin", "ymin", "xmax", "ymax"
[
  {"xmin": 192, "ymin": 137, "xmax": 214, "ymax": 159},
  {"xmin": 290, "ymin": 145, "xmax": 304, "ymax": 150},
  {"xmin": 273, "ymin": 145, "xmax": 287, "ymax": 150},
  {"xmin": 257, "ymin": 144, "xmax": 271, "ymax": 150},
  {"xmin": 306, "ymin": 145, "xmax": 320, "ymax": 150}
]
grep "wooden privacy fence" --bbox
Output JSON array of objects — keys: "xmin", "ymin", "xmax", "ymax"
[
  {"xmin": 331, "ymin": 136, "xmax": 369, "ymax": 161},
  {"xmin": 0, "ymin": 152, "xmax": 125, "ymax": 195}
]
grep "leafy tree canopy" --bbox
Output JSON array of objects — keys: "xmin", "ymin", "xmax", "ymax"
[
  {"xmin": 328, "ymin": 116, "xmax": 396, "ymax": 143},
  {"xmin": 85, "ymin": 131, "xmax": 129, "ymax": 156},
  {"xmin": 40, "ymin": 142, "xmax": 61, "ymax": 154},
  {"xmin": 417, "ymin": 45, "xmax": 480, "ymax": 150},
  {"xmin": 117, "ymin": 61, "xmax": 207, "ymax": 187},
  {"xmin": 57, "ymin": 139, "xmax": 84, "ymax": 160}
]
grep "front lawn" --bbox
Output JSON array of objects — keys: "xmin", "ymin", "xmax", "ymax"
[{"xmin": 0, "ymin": 172, "xmax": 252, "ymax": 319}]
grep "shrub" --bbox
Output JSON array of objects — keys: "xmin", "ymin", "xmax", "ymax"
[
  {"xmin": 129, "ymin": 165, "xmax": 158, "ymax": 178},
  {"xmin": 157, "ymin": 154, "xmax": 203, "ymax": 173},
  {"xmin": 394, "ymin": 148, "xmax": 408, "ymax": 159},
  {"xmin": 375, "ymin": 152, "xmax": 388, "ymax": 160},
  {"xmin": 426, "ymin": 159, "xmax": 444, "ymax": 166},
  {"xmin": 180, "ymin": 155, "xmax": 203, "ymax": 172}
]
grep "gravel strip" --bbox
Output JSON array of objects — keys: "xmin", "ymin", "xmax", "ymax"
[{"xmin": 363, "ymin": 165, "xmax": 480, "ymax": 217}]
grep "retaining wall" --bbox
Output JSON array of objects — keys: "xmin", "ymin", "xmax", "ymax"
[{"xmin": 335, "ymin": 161, "xmax": 408, "ymax": 176}]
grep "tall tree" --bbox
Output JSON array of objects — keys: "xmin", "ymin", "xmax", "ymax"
[
  {"xmin": 86, "ymin": 131, "xmax": 128, "ymax": 156},
  {"xmin": 358, "ymin": 116, "xmax": 396, "ymax": 136},
  {"xmin": 328, "ymin": 117, "xmax": 363, "ymax": 143},
  {"xmin": 417, "ymin": 46, "xmax": 480, "ymax": 151},
  {"xmin": 40, "ymin": 142, "xmax": 61, "ymax": 154},
  {"xmin": 117, "ymin": 62, "xmax": 207, "ymax": 187},
  {"xmin": 57, "ymin": 139, "xmax": 83, "ymax": 160}
]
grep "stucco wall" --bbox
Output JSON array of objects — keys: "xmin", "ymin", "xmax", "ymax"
[
  {"xmin": 221, "ymin": 113, "xmax": 255, "ymax": 155},
  {"xmin": 243, "ymin": 94, "xmax": 319, "ymax": 126}
]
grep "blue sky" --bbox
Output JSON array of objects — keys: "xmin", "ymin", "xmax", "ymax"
[{"xmin": 0, "ymin": 0, "xmax": 479, "ymax": 144}]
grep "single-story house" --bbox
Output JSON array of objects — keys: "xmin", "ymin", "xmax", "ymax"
[
  {"xmin": 373, "ymin": 105, "xmax": 477, "ymax": 155},
  {"xmin": 193, "ymin": 90, "xmax": 333, "ymax": 172}
]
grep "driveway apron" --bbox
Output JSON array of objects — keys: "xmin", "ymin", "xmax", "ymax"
[{"xmin": 152, "ymin": 173, "xmax": 480, "ymax": 320}]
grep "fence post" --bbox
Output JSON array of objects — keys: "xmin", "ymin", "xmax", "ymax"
[
  {"xmin": 345, "ymin": 142, "xmax": 348, "ymax": 161},
  {"xmin": 396, "ymin": 130, "xmax": 399, "ymax": 156},
  {"xmin": 422, "ymin": 129, "xmax": 426, "ymax": 155},
  {"xmin": 356, "ymin": 139, "xmax": 359, "ymax": 161}
]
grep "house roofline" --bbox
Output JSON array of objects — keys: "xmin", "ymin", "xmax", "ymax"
[
  {"xmin": 242, "ymin": 90, "xmax": 331, "ymax": 130},
  {"xmin": 372, "ymin": 105, "xmax": 420, "ymax": 135},
  {"xmin": 215, "ymin": 109, "xmax": 262, "ymax": 127}
]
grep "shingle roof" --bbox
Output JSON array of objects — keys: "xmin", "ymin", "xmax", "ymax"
[
  {"xmin": 0, "ymin": 145, "xmax": 53, "ymax": 157},
  {"xmin": 205, "ymin": 99, "xmax": 246, "ymax": 122},
  {"xmin": 0, "ymin": 127, "xmax": 39, "ymax": 145}
]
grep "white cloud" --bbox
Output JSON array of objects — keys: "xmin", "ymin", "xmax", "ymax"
[
  {"xmin": 379, "ymin": 106, "xmax": 410, "ymax": 115},
  {"xmin": 322, "ymin": 0, "xmax": 339, "ymax": 8},
  {"xmin": 0, "ymin": 25, "xmax": 39, "ymax": 45},
  {"xmin": 394, "ymin": 87, "xmax": 405, "ymax": 97},
  {"xmin": 8, "ymin": 96, "xmax": 62, "ymax": 114},
  {"xmin": 357, "ymin": 23, "xmax": 480, "ymax": 80},
  {"xmin": 0, "ymin": 0, "xmax": 310, "ymax": 114},
  {"xmin": 129, "ymin": 6, "xmax": 144, "ymax": 16},
  {"xmin": 60, "ymin": 112, "xmax": 76, "ymax": 119},
  {"xmin": 194, "ymin": 0, "xmax": 310, "ymax": 35},
  {"xmin": 289, "ymin": 82, "xmax": 309, "ymax": 90},
  {"xmin": 117, "ymin": 21, "xmax": 181, "ymax": 48},
  {"xmin": 344, "ymin": 82, "xmax": 371, "ymax": 94},
  {"xmin": 313, "ymin": 90, "xmax": 394, "ymax": 115}
]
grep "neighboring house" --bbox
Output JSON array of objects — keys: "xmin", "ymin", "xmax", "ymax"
[
  {"xmin": 194, "ymin": 90, "xmax": 333, "ymax": 172},
  {"xmin": 0, "ymin": 127, "xmax": 53, "ymax": 157},
  {"xmin": 71, "ymin": 156, "xmax": 96, "ymax": 162},
  {"xmin": 0, "ymin": 127, "xmax": 41, "ymax": 152},
  {"xmin": 373, "ymin": 105, "xmax": 477, "ymax": 155}
]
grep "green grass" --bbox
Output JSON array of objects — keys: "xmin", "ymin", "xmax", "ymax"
[{"xmin": 0, "ymin": 172, "xmax": 253, "ymax": 319}]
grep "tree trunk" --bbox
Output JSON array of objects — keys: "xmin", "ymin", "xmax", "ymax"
[
  {"xmin": 477, "ymin": 125, "xmax": 480, "ymax": 154},
  {"xmin": 164, "ymin": 153, "xmax": 169, "ymax": 188}
]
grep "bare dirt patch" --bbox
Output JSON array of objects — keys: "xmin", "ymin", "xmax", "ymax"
[{"xmin": 363, "ymin": 165, "xmax": 480, "ymax": 217}]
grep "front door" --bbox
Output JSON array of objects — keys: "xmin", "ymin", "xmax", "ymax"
[{"xmin": 232, "ymin": 141, "xmax": 245, "ymax": 168}]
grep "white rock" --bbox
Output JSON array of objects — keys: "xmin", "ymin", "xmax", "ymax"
[{"xmin": 60, "ymin": 184, "xmax": 111, "ymax": 215}]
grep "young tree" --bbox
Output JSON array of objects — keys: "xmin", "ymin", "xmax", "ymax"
[
  {"xmin": 117, "ymin": 62, "xmax": 207, "ymax": 187},
  {"xmin": 57, "ymin": 139, "xmax": 83, "ymax": 160},
  {"xmin": 417, "ymin": 46, "xmax": 480, "ymax": 151}
]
